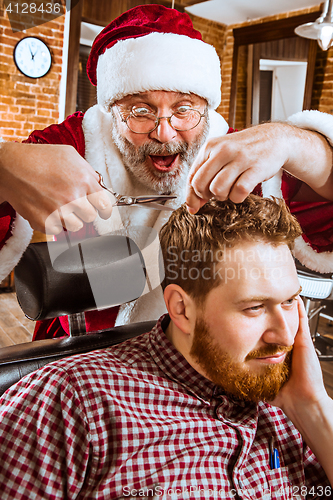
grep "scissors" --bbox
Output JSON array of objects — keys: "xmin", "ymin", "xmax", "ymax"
[{"xmin": 96, "ymin": 172, "xmax": 176, "ymax": 211}]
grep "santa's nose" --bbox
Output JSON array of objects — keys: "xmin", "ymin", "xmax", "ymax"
[{"xmin": 148, "ymin": 117, "xmax": 178, "ymax": 143}]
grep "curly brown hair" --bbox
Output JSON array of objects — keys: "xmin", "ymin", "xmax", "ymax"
[{"xmin": 159, "ymin": 194, "xmax": 302, "ymax": 300}]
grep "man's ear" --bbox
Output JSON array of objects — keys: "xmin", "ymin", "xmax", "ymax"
[{"xmin": 163, "ymin": 284, "xmax": 196, "ymax": 334}]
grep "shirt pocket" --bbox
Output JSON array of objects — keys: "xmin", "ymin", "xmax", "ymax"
[{"xmin": 265, "ymin": 467, "xmax": 295, "ymax": 500}]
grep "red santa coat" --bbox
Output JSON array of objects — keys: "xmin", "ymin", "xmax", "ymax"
[{"xmin": 0, "ymin": 107, "xmax": 332, "ymax": 340}]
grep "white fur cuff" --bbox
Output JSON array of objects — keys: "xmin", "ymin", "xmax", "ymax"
[
  {"xmin": 287, "ymin": 109, "xmax": 333, "ymax": 146},
  {"xmin": 0, "ymin": 215, "xmax": 33, "ymax": 283},
  {"xmin": 262, "ymin": 111, "xmax": 333, "ymax": 273}
]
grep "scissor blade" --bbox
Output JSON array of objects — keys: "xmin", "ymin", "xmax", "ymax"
[
  {"xmin": 134, "ymin": 195, "xmax": 177, "ymax": 203},
  {"xmin": 113, "ymin": 201, "xmax": 174, "ymax": 211},
  {"xmin": 144, "ymin": 203, "xmax": 175, "ymax": 211}
]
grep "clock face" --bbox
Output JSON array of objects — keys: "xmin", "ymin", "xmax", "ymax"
[{"xmin": 14, "ymin": 37, "xmax": 52, "ymax": 79}]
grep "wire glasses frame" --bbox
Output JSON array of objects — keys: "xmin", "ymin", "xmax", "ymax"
[{"xmin": 114, "ymin": 106, "xmax": 207, "ymax": 134}]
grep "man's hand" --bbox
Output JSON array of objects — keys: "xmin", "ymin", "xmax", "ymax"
[
  {"xmin": 186, "ymin": 122, "xmax": 333, "ymax": 213},
  {"xmin": 271, "ymin": 297, "xmax": 328, "ymax": 413},
  {"xmin": 271, "ymin": 297, "xmax": 333, "ymax": 487},
  {"xmin": 0, "ymin": 142, "xmax": 113, "ymax": 234}
]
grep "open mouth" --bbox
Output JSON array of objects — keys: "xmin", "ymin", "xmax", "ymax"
[{"xmin": 149, "ymin": 154, "xmax": 178, "ymax": 172}]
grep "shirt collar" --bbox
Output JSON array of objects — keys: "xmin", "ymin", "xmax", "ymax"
[{"xmin": 148, "ymin": 314, "xmax": 230, "ymax": 403}]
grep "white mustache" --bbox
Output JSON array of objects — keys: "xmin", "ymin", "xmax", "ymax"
[{"xmin": 138, "ymin": 141, "xmax": 188, "ymax": 157}]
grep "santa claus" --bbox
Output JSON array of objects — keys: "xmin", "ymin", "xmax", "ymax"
[{"xmin": 0, "ymin": 4, "xmax": 332, "ymax": 340}]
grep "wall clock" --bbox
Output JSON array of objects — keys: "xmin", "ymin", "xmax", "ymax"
[{"xmin": 14, "ymin": 37, "xmax": 52, "ymax": 79}]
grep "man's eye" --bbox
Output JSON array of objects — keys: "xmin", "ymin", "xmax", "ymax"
[
  {"xmin": 245, "ymin": 305, "xmax": 263, "ymax": 312},
  {"xmin": 176, "ymin": 105, "xmax": 191, "ymax": 114},
  {"xmin": 283, "ymin": 298, "xmax": 296, "ymax": 306},
  {"xmin": 132, "ymin": 107, "xmax": 152, "ymax": 116}
]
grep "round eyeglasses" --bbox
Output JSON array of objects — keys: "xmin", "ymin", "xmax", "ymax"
[{"xmin": 115, "ymin": 106, "xmax": 207, "ymax": 134}]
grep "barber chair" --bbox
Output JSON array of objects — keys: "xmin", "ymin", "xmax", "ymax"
[
  {"xmin": 296, "ymin": 261, "xmax": 333, "ymax": 361},
  {"xmin": 0, "ymin": 235, "xmax": 159, "ymax": 397},
  {"xmin": 1, "ymin": 236, "xmax": 332, "ymax": 398}
]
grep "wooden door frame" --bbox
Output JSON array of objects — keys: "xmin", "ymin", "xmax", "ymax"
[
  {"xmin": 229, "ymin": 11, "xmax": 321, "ymax": 129},
  {"xmin": 65, "ymin": 0, "xmax": 83, "ymax": 118}
]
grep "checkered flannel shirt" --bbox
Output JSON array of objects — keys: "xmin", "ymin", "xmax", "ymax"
[{"xmin": 0, "ymin": 315, "xmax": 331, "ymax": 500}]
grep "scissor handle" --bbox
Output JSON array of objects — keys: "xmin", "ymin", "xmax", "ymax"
[
  {"xmin": 96, "ymin": 172, "xmax": 105, "ymax": 188},
  {"xmin": 96, "ymin": 171, "xmax": 176, "ymax": 211}
]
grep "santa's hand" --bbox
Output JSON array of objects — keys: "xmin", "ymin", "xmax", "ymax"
[
  {"xmin": 185, "ymin": 121, "xmax": 333, "ymax": 213},
  {"xmin": 0, "ymin": 142, "xmax": 113, "ymax": 234},
  {"xmin": 45, "ymin": 192, "xmax": 116, "ymax": 235},
  {"xmin": 185, "ymin": 123, "xmax": 292, "ymax": 213},
  {"xmin": 270, "ymin": 297, "xmax": 328, "ymax": 414}
]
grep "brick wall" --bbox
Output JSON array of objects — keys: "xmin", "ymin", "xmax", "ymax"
[
  {"xmin": 188, "ymin": 12, "xmax": 228, "ymax": 120},
  {"xmin": 222, "ymin": 5, "xmax": 325, "ymax": 128},
  {"xmin": 313, "ymin": 45, "xmax": 333, "ymax": 114},
  {"xmin": 0, "ymin": 2, "xmax": 66, "ymax": 141}
]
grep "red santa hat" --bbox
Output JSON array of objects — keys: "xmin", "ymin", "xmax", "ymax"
[{"xmin": 86, "ymin": 5, "xmax": 221, "ymax": 110}]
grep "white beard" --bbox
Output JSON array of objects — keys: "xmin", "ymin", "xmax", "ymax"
[{"xmin": 110, "ymin": 109, "xmax": 209, "ymax": 194}]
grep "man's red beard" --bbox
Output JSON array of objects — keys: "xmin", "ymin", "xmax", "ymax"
[{"xmin": 190, "ymin": 318, "xmax": 293, "ymax": 403}]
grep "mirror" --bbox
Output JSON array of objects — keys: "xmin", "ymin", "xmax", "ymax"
[
  {"xmin": 250, "ymin": 37, "xmax": 309, "ymax": 126},
  {"xmin": 259, "ymin": 59, "xmax": 307, "ymax": 123}
]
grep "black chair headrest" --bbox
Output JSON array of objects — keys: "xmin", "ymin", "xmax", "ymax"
[
  {"xmin": 14, "ymin": 235, "xmax": 147, "ymax": 321},
  {"xmin": 0, "ymin": 320, "xmax": 156, "ymax": 396}
]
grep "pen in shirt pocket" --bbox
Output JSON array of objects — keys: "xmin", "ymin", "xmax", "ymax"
[{"xmin": 269, "ymin": 437, "xmax": 280, "ymax": 469}]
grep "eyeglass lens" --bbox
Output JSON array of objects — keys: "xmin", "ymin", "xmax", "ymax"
[{"xmin": 126, "ymin": 109, "xmax": 203, "ymax": 133}]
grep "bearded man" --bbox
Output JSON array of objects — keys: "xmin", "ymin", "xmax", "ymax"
[
  {"xmin": 1, "ymin": 195, "xmax": 332, "ymax": 499},
  {"xmin": 0, "ymin": 5, "xmax": 333, "ymax": 340}
]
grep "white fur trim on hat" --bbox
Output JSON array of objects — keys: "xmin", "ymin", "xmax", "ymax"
[
  {"xmin": 287, "ymin": 109, "xmax": 333, "ymax": 146},
  {"xmin": 97, "ymin": 32, "xmax": 221, "ymax": 109},
  {"xmin": 0, "ymin": 214, "xmax": 33, "ymax": 282}
]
